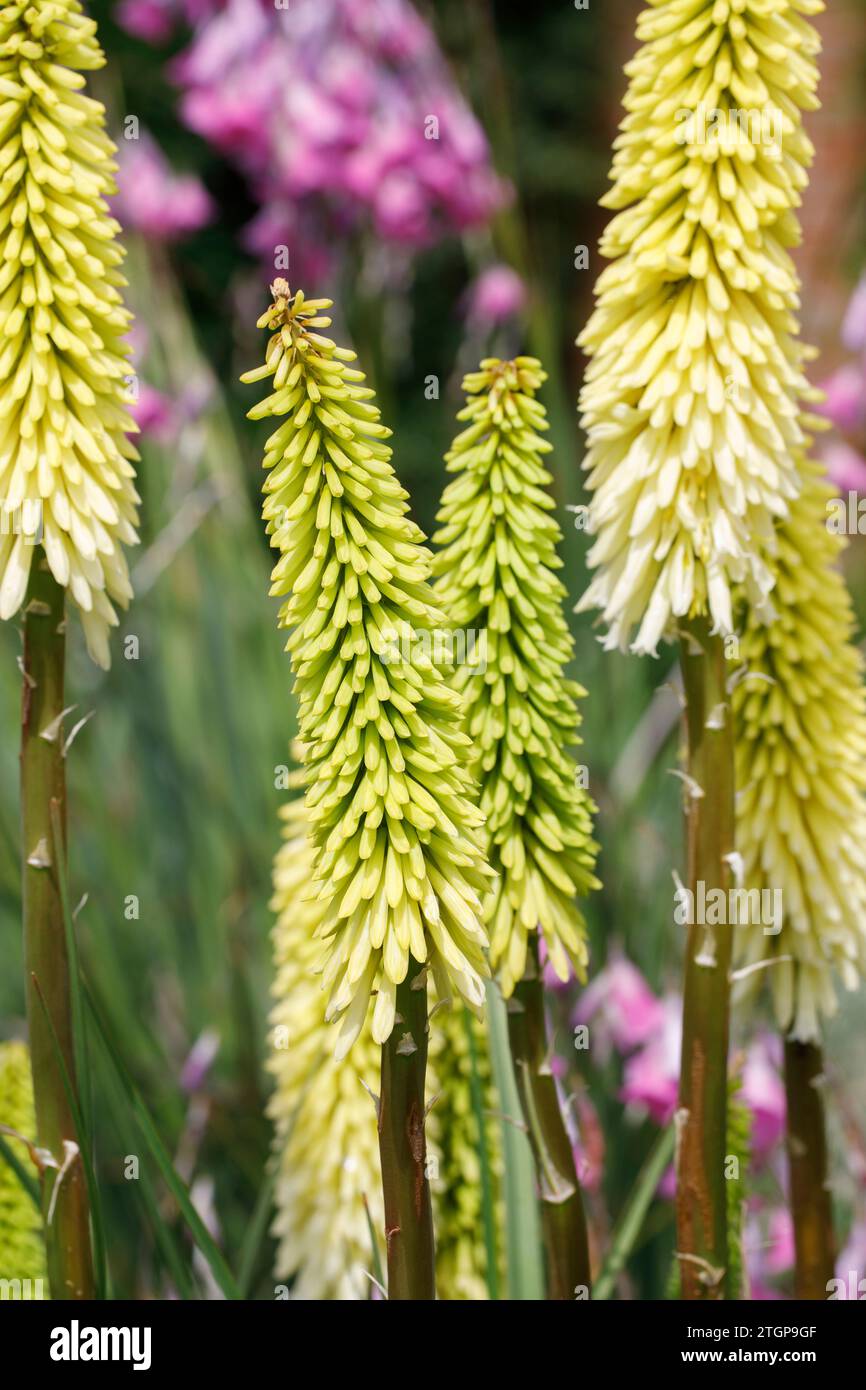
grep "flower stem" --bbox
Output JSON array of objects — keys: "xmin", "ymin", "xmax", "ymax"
[
  {"xmin": 21, "ymin": 561, "xmax": 94, "ymax": 1299},
  {"xmin": 676, "ymin": 616, "xmax": 734, "ymax": 1300},
  {"xmin": 377, "ymin": 970, "xmax": 435, "ymax": 1299},
  {"xmin": 508, "ymin": 952, "xmax": 590, "ymax": 1299},
  {"xmin": 784, "ymin": 1039, "xmax": 834, "ymax": 1298}
]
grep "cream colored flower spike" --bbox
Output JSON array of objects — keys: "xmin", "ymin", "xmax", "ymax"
[
  {"xmin": 0, "ymin": 0, "xmax": 139, "ymax": 668},
  {"xmin": 733, "ymin": 463, "xmax": 866, "ymax": 1042},
  {"xmin": 267, "ymin": 799, "xmax": 382, "ymax": 1300},
  {"xmin": 577, "ymin": 0, "xmax": 823, "ymax": 655}
]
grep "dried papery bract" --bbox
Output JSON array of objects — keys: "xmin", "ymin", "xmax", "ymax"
[
  {"xmin": 243, "ymin": 281, "xmax": 492, "ymax": 1298},
  {"xmin": 733, "ymin": 465, "xmax": 866, "ymax": 1294},
  {"xmin": 433, "ymin": 357, "xmax": 599, "ymax": 1298},
  {"xmin": 577, "ymin": 0, "xmax": 825, "ymax": 1298},
  {"xmin": 1, "ymin": 0, "xmax": 141, "ymax": 1298},
  {"xmin": 0, "ymin": 1042, "xmax": 48, "ymax": 1295}
]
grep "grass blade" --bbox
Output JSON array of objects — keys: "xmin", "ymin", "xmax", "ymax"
[
  {"xmin": 486, "ymin": 981, "xmax": 544, "ymax": 1300},
  {"xmin": 593, "ymin": 1123, "xmax": 675, "ymax": 1301},
  {"xmin": 84, "ymin": 979, "xmax": 242, "ymax": 1300}
]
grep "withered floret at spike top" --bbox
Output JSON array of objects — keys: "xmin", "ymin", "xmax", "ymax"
[
  {"xmin": 576, "ymin": 0, "xmax": 825, "ymax": 656},
  {"xmin": 0, "ymin": 0, "xmax": 140, "ymax": 667},
  {"xmin": 433, "ymin": 357, "xmax": 600, "ymax": 997},
  {"xmin": 733, "ymin": 462, "xmax": 866, "ymax": 1042},
  {"xmin": 267, "ymin": 799, "xmax": 382, "ymax": 1300},
  {"xmin": 242, "ymin": 283, "xmax": 492, "ymax": 1055}
]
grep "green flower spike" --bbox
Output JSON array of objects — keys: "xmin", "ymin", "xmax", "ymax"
[
  {"xmin": 0, "ymin": 1041, "xmax": 48, "ymax": 1293},
  {"xmin": 0, "ymin": 0, "xmax": 139, "ymax": 668},
  {"xmin": 242, "ymin": 282, "xmax": 491, "ymax": 1056},
  {"xmin": 429, "ymin": 1005, "xmax": 503, "ymax": 1301},
  {"xmin": 433, "ymin": 357, "xmax": 600, "ymax": 996}
]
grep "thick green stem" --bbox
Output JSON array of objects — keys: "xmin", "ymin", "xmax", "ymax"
[
  {"xmin": 508, "ymin": 953, "xmax": 590, "ymax": 1300},
  {"xmin": 676, "ymin": 617, "xmax": 734, "ymax": 1300},
  {"xmin": 21, "ymin": 560, "xmax": 94, "ymax": 1299},
  {"xmin": 378, "ymin": 971, "xmax": 435, "ymax": 1299},
  {"xmin": 784, "ymin": 1039, "xmax": 834, "ymax": 1298}
]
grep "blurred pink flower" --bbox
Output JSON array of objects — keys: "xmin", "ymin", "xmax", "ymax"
[
  {"xmin": 740, "ymin": 1034, "xmax": 786, "ymax": 1164},
  {"xmin": 619, "ymin": 994, "xmax": 681, "ymax": 1125},
  {"xmin": 180, "ymin": 1029, "xmax": 220, "ymax": 1093},
  {"xmin": 575, "ymin": 952, "xmax": 666, "ymax": 1057},
  {"xmin": 763, "ymin": 1206, "xmax": 795, "ymax": 1276},
  {"xmin": 823, "ymin": 440, "xmax": 866, "ymax": 495},
  {"xmin": 132, "ymin": 383, "xmax": 175, "ymax": 442},
  {"xmin": 837, "ymin": 1219, "xmax": 866, "ymax": 1291},
  {"xmin": 171, "ymin": 0, "xmax": 505, "ymax": 255},
  {"xmin": 817, "ymin": 362, "xmax": 866, "ymax": 435},
  {"xmin": 114, "ymin": 133, "xmax": 213, "ymax": 241},
  {"xmin": 117, "ymin": 0, "xmax": 176, "ymax": 43},
  {"xmin": 465, "ymin": 265, "xmax": 527, "ymax": 326},
  {"xmin": 842, "ymin": 275, "xmax": 866, "ymax": 354}
]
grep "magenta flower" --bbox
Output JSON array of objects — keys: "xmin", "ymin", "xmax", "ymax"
[
  {"xmin": 740, "ymin": 1034, "xmax": 786, "ymax": 1165},
  {"xmin": 822, "ymin": 440, "xmax": 866, "ymax": 495},
  {"xmin": 465, "ymin": 265, "xmax": 527, "ymax": 326},
  {"xmin": 131, "ymin": 383, "xmax": 175, "ymax": 442},
  {"xmin": 114, "ymin": 132, "xmax": 213, "ymax": 242},
  {"xmin": 836, "ymin": 1220, "xmax": 866, "ymax": 1293},
  {"xmin": 575, "ymin": 953, "xmax": 666, "ymax": 1058},
  {"xmin": 170, "ymin": 0, "xmax": 505, "ymax": 256},
  {"xmin": 116, "ymin": 0, "xmax": 176, "ymax": 43},
  {"xmin": 619, "ymin": 994, "xmax": 681, "ymax": 1125},
  {"xmin": 817, "ymin": 362, "xmax": 866, "ymax": 436}
]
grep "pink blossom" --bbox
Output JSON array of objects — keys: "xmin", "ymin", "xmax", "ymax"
[
  {"xmin": 132, "ymin": 383, "xmax": 175, "ymax": 442},
  {"xmin": 619, "ymin": 994, "xmax": 681, "ymax": 1124},
  {"xmin": 740, "ymin": 1034, "xmax": 786, "ymax": 1164},
  {"xmin": 843, "ymin": 275, "xmax": 866, "ymax": 355},
  {"xmin": 836, "ymin": 1220, "xmax": 866, "ymax": 1292},
  {"xmin": 170, "ymin": 0, "xmax": 506, "ymax": 255},
  {"xmin": 465, "ymin": 265, "xmax": 527, "ymax": 326},
  {"xmin": 822, "ymin": 440, "xmax": 866, "ymax": 495},
  {"xmin": 575, "ymin": 953, "xmax": 666, "ymax": 1057},
  {"xmin": 116, "ymin": 0, "xmax": 176, "ymax": 43},
  {"xmin": 114, "ymin": 133, "xmax": 213, "ymax": 241},
  {"xmin": 817, "ymin": 362, "xmax": 866, "ymax": 435}
]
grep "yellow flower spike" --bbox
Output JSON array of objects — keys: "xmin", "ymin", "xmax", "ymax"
[
  {"xmin": 267, "ymin": 801, "xmax": 382, "ymax": 1300},
  {"xmin": 433, "ymin": 357, "xmax": 600, "ymax": 997},
  {"xmin": 428, "ymin": 1004, "xmax": 503, "ymax": 1301},
  {"xmin": 0, "ymin": 1041, "xmax": 48, "ymax": 1295},
  {"xmin": 577, "ymin": 0, "xmax": 824, "ymax": 656},
  {"xmin": 733, "ymin": 463, "xmax": 866, "ymax": 1041},
  {"xmin": 0, "ymin": 0, "xmax": 139, "ymax": 668},
  {"xmin": 243, "ymin": 284, "xmax": 492, "ymax": 1055}
]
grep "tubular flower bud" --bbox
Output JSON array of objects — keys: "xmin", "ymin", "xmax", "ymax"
[
  {"xmin": 0, "ymin": 1041, "xmax": 48, "ymax": 1292},
  {"xmin": 242, "ymin": 283, "xmax": 491, "ymax": 1055},
  {"xmin": 733, "ymin": 462, "xmax": 866, "ymax": 1041},
  {"xmin": 267, "ymin": 800, "xmax": 382, "ymax": 1300},
  {"xmin": 428, "ymin": 1005, "xmax": 503, "ymax": 1301},
  {"xmin": 0, "ymin": 0, "xmax": 139, "ymax": 667},
  {"xmin": 433, "ymin": 358, "xmax": 600, "ymax": 996},
  {"xmin": 576, "ymin": 0, "xmax": 824, "ymax": 656}
]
